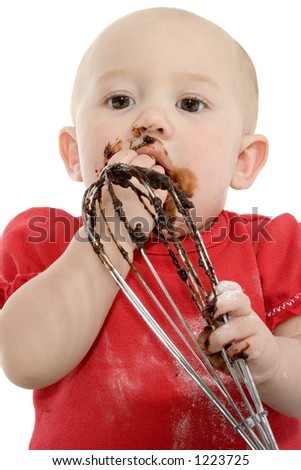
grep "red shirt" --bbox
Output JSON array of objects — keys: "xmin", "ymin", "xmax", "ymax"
[{"xmin": 1, "ymin": 208, "xmax": 301, "ymax": 450}]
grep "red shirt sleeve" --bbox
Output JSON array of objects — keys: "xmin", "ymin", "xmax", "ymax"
[
  {"xmin": 254, "ymin": 213, "xmax": 301, "ymax": 331},
  {"xmin": 0, "ymin": 207, "xmax": 81, "ymax": 308}
]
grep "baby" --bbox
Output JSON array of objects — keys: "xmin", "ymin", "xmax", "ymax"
[{"xmin": 1, "ymin": 7, "xmax": 300, "ymax": 450}]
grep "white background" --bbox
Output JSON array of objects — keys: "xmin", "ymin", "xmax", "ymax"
[{"xmin": 0, "ymin": 0, "xmax": 300, "ymax": 454}]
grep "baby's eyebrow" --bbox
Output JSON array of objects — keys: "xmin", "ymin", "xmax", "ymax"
[
  {"xmin": 96, "ymin": 69, "xmax": 136, "ymax": 84},
  {"xmin": 174, "ymin": 72, "xmax": 221, "ymax": 90},
  {"xmin": 95, "ymin": 69, "xmax": 221, "ymax": 95}
]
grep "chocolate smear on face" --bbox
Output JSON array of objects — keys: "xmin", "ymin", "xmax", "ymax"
[
  {"xmin": 164, "ymin": 167, "xmax": 198, "ymax": 216},
  {"xmin": 130, "ymin": 133, "xmax": 156, "ymax": 149},
  {"xmin": 132, "ymin": 127, "xmax": 142, "ymax": 139},
  {"xmin": 139, "ymin": 135, "xmax": 155, "ymax": 145},
  {"xmin": 131, "ymin": 127, "xmax": 157, "ymax": 140},
  {"xmin": 104, "ymin": 138, "xmax": 124, "ymax": 164}
]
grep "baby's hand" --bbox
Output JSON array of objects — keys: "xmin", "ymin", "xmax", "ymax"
[{"xmin": 199, "ymin": 281, "xmax": 281, "ymax": 385}]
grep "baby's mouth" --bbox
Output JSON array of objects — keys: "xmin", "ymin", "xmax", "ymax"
[
  {"xmin": 132, "ymin": 135, "xmax": 170, "ymax": 172},
  {"xmin": 103, "ymin": 135, "xmax": 168, "ymax": 170},
  {"xmin": 103, "ymin": 136, "xmax": 198, "ymax": 217}
]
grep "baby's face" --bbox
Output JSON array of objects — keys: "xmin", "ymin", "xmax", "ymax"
[{"xmin": 72, "ymin": 11, "xmax": 247, "ymax": 223}]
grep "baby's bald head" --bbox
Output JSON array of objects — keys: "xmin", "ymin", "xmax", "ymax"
[{"xmin": 71, "ymin": 8, "xmax": 259, "ymax": 133}]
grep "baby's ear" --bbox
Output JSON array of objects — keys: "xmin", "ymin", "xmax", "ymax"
[
  {"xmin": 59, "ymin": 127, "xmax": 83, "ymax": 182},
  {"xmin": 230, "ymin": 134, "xmax": 268, "ymax": 190}
]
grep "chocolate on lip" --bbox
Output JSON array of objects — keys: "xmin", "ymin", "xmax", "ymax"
[
  {"xmin": 103, "ymin": 135, "xmax": 168, "ymax": 170},
  {"xmin": 133, "ymin": 136, "xmax": 169, "ymax": 170}
]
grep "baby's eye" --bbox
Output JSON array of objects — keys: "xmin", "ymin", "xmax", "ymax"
[
  {"xmin": 176, "ymin": 98, "xmax": 206, "ymax": 113},
  {"xmin": 107, "ymin": 95, "xmax": 135, "ymax": 109}
]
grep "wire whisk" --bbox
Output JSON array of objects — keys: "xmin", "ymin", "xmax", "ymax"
[{"xmin": 82, "ymin": 162, "xmax": 278, "ymax": 450}]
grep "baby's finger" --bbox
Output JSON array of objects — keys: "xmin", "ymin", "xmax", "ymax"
[
  {"xmin": 130, "ymin": 153, "xmax": 166, "ymax": 178},
  {"xmin": 108, "ymin": 149, "xmax": 139, "ymax": 164},
  {"xmin": 213, "ymin": 289, "xmax": 251, "ymax": 320},
  {"xmin": 215, "ymin": 280, "xmax": 243, "ymax": 295},
  {"xmin": 207, "ymin": 280, "xmax": 242, "ymax": 303},
  {"xmin": 129, "ymin": 153, "xmax": 158, "ymax": 168},
  {"xmin": 206, "ymin": 313, "xmax": 258, "ymax": 354},
  {"xmin": 110, "ymin": 151, "xmax": 166, "ymax": 176},
  {"xmin": 225, "ymin": 339, "xmax": 251, "ymax": 361},
  {"xmin": 197, "ymin": 328, "xmax": 229, "ymax": 374}
]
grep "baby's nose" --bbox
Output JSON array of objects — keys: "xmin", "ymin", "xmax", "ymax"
[
  {"xmin": 133, "ymin": 107, "xmax": 173, "ymax": 138},
  {"xmin": 137, "ymin": 124, "xmax": 163, "ymax": 135}
]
